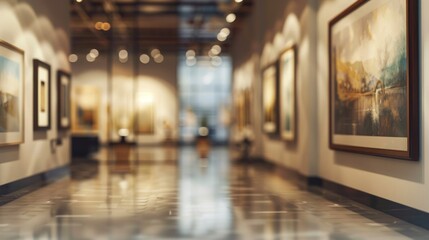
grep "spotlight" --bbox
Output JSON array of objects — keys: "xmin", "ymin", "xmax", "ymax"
[
  {"xmin": 140, "ymin": 54, "xmax": 150, "ymax": 64},
  {"xmin": 226, "ymin": 13, "xmax": 236, "ymax": 23},
  {"xmin": 68, "ymin": 54, "xmax": 78, "ymax": 63}
]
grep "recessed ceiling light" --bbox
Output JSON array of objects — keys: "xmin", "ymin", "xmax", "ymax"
[
  {"xmin": 235, "ymin": 0, "xmax": 243, "ymax": 3},
  {"xmin": 86, "ymin": 53, "xmax": 95, "ymax": 62},
  {"xmin": 211, "ymin": 45, "xmax": 221, "ymax": 55},
  {"xmin": 95, "ymin": 22, "xmax": 103, "ymax": 30},
  {"xmin": 101, "ymin": 22, "xmax": 111, "ymax": 31},
  {"xmin": 151, "ymin": 49, "xmax": 161, "ymax": 58},
  {"xmin": 186, "ymin": 49, "xmax": 196, "ymax": 58},
  {"xmin": 118, "ymin": 49, "xmax": 128, "ymax": 62},
  {"xmin": 76, "ymin": 0, "xmax": 83, "ymax": 3},
  {"xmin": 140, "ymin": 54, "xmax": 150, "ymax": 64},
  {"xmin": 154, "ymin": 54, "xmax": 164, "ymax": 63},
  {"xmin": 226, "ymin": 13, "xmax": 236, "ymax": 23},
  {"xmin": 69, "ymin": 54, "xmax": 78, "ymax": 63},
  {"xmin": 90, "ymin": 49, "xmax": 99, "ymax": 58}
]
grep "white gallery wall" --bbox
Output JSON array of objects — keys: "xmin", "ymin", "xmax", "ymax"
[
  {"xmin": 233, "ymin": 0, "xmax": 429, "ymax": 213},
  {"xmin": 0, "ymin": 0, "xmax": 70, "ymax": 185},
  {"xmin": 232, "ymin": 0, "xmax": 319, "ymax": 176},
  {"xmin": 72, "ymin": 53, "xmax": 178, "ymax": 144}
]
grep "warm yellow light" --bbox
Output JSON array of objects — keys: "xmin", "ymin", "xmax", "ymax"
[
  {"xmin": 95, "ymin": 22, "xmax": 103, "ymax": 30},
  {"xmin": 186, "ymin": 49, "xmax": 196, "ymax": 58},
  {"xmin": 211, "ymin": 45, "xmax": 221, "ymax": 55},
  {"xmin": 217, "ymin": 33, "xmax": 227, "ymax": 42},
  {"xmin": 68, "ymin": 54, "xmax": 78, "ymax": 63},
  {"xmin": 86, "ymin": 53, "xmax": 95, "ymax": 62},
  {"xmin": 89, "ymin": 49, "xmax": 99, "ymax": 58},
  {"xmin": 101, "ymin": 22, "xmax": 111, "ymax": 31},
  {"xmin": 151, "ymin": 48, "xmax": 161, "ymax": 58},
  {"xmin": 140, "ymin": 54, "xmax": 150, "ymax": 64},
  {"xmin": 235, "ymin": 0, "xmax": 243, "ymax": 3},
  {"xmin": 226, "ymin": 13, "xmax": 236, "ymax": 23},
  {"xmin": 154, "ymin": 54, "xmax": 164, "ymax": 63},
  {"xmin": 76, "ymin": 0, "xmax": 83, "ymax": 3}
]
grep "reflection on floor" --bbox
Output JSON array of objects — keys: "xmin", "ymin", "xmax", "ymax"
[{"xmin": 1, "ymin": 146, "xmax": 429, "ymax": 239}]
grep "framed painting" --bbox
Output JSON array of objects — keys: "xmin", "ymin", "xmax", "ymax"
[
  {"xmin": 279, "ymin": 46, "xmax": 297, "ymax": 142},
  {"xmin": 329, "ymin": 0, "xmax": 419, "ymax": 160},
  {"xmin": 135, "ymin": 92, "xmax": 155, "ymax": 134},
  {"xmin": 243, "ymin": 88, "xmax": 252, "ymax": 127},
  {"xmin": 262, "ymin": 64, "xmax": 279, "ymax": 135},
  {"xmin": 0, "ymin": 40, "xmax": 24, "ymax": 145},
  {"xmin": 33, "ymin": 59, "xmax": 51, "ymax": 130},
  {"xmin": 57, "ymin": 70, "xmax": 71, "ymax": 130},
  {"xmin": 71, "ymin": 85, "xmax": 100, "ymax": 133},
  {"xmin": 235, "ymin": 90, "xmax": 246, "ymax": 131}
]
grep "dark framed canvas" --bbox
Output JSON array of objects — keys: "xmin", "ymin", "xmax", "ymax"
[
  {"xmin": 0, "ymin": 40, "xmax": 24, "ymax": 145},
  {"xmin": 279, "ymin": 46, "xmax": 297, "ymax": 142},
  {"xmin": 57, "ymin": 70, "xmax": 71, "ymax": 130},
  {"xmin": 33, "ymin": 59, "xmax": 51, "ymax": 130},
  {"xmin": 262, "ymin": 63, "xmax": 279, "ymax": 135},
  {"xmin": 329, "ymin": 0, "xmax": 419, "ymax": 160}
]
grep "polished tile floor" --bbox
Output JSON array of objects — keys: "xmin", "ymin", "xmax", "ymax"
[{"xmin": 1, "ymin": 147, "xmax": 429, "ymax": 239}]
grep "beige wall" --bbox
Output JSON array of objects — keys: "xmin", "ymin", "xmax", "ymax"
[
  {"xmin": 0, "ymin": 0, "xmax": 71, "ymax": 185},
  {"xmin": 233, "ymin": 0, "xmax": 429, "ymax": 213},
  {"xmin": 232, "ymin": 0, "xmax": 319, "ymax": 176}
]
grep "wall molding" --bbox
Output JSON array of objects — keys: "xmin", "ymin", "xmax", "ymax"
[{"xmin": 0, "ymin": 165, "xmax": 69, "ymax": 206}]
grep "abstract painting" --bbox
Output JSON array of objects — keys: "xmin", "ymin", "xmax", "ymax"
[
  {"xmin": 0, "ymin": 40, "xmax": 24, "ymax": 145},
  {"xmin": 57, "ymin": 70, "xmax": 71, "ymax": 130},
  {"xmin": 72, "ymin": 86, "xmax": 100, "ymax": 133},
  {"xmin": 262, "ymin": 64, "xmax": 278, "ymax": 135},
  {"xmin": 33, "ymin": 59, "xmax": 51, "ymax": 130},
  {"xmin": 279, "ymin": 46, "xmax": 296, "ymax": 141},
  {"xmin": 329, "ymin": 0, "xmax": 419, "ymax": 160}
]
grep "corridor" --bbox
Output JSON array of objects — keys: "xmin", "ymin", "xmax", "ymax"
[{"xmin": 0, "ymin": 147, "xmax": 428, "ymax": 240}]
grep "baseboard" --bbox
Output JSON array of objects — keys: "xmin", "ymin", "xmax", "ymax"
[
  {"xmin": 259, "ymin": 157, "xmax": 429, "ymax": 230},
  {"xmin": 0, "ymin": 165, "xmax": 70, "ymax": 206}
]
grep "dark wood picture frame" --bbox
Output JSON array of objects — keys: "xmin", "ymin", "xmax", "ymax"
[
  {"xmin": 33, "ymin": 59, "xmax": 51, "ymax": 130},
  {"xmin": 57, "ymin": 70, "xmax": 71, "ymax": 130},
  {"xmin": 262, "ymin": 62, "xmax": 280, "ymax": 137},
  {"xmin": 0, "ymin": 40, "xmax": 25, "ymax": 145},
  {"xmin": 279, "ymin": 45, "xmax": 297, "ymax": 142},
  {"xmin": 328, "ymin": 0, "xmax": 419, "ymax": 160}
]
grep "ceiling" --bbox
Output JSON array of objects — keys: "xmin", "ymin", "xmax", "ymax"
[{"xmin": 70, "ymin": 0, "xmax": 253, "ymax": 55}]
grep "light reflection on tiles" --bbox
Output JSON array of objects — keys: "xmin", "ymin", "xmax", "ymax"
[{"xmin": 0, "ymin": 146, "xmax": 428, "ymax": 239}]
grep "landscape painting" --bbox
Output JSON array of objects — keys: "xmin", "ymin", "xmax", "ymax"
[
  {"xmin": 262, "ymin": 65, "xmax": 278, "ymax": 134},
  {"xmin": 329, "ymin": 0, "xmax": 419, "ymax": 159},
  {"xmin": 279, "ymin": 47, "xmax": 296, "ymax": 141},
  {"xmin": 0, "ymin": 41, "xmax": 24, "ymax": 145},
  {"xmin": 72, "ymin": 86, "xmax": 100, "ymax": 133},
  {"xmin": 33, "ymin": 59, "xmax": 51, "ymax": 130}
]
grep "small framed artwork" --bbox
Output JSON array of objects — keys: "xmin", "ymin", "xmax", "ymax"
[
  {"xmin": 329, "ymin": 0, "xmax": 419, "ymax": 160},
  {"xmin": 135, "ymin": 92, "xmax": 155, "ymax": 134},
  {"xmin": 262, "ymin": 64, "xmax": 279, "ymax": 135},
  {"xmin": 0, "ymin": 40, "xmax": 25, "ymax": 145},
  {"xmin": 33, "ymin": 59, "xmax": 51, "ymax": 130},
  {"xmin": 71, "ymin": 85, "xmax": 100, "ymax": 133},
  {"xmin": 279, "ymin": 46, "xmax": 297, "ymax": 142},
  {"xmin": 57, "ymin": 70, "xmax": 71, "ymax": 130}
]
